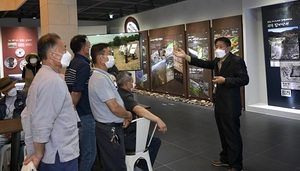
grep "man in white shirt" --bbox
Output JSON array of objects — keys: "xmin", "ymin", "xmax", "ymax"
[{"xmin": 22, "ymin": 33, "xmax": 79, "ymax": 170}]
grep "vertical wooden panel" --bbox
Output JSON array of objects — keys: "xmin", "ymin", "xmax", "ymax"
[
  {"xmin": 135, "ymin": 30, "xmax": 151, "ymax": 91},
  {"xmin": 186, "ymin": 20, "xmax": 213, "ymax": 100},
  {"xmin": 148, "ymin": 25, "xmax": 186, "ymax": 97}
]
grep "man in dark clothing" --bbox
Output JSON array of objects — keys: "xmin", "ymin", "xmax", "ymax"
[
  {"xmin": 174, "ymin": 37, "xmax": 249, "ymax": 171},
  {"xmin": 65, "ymin": 35, "xmax": 96, "ymax": 171},
  {"xmin": 116, "ymin": 71, "xmax": 167, "ymax": 170}
]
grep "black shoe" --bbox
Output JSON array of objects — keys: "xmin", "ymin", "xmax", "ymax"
[
  {"xmin": 211, "ymin": 160, "xmax": 229, "ymax": 167},
  {"xmin": 227, "ymin": 167, "xmax": 243, "ymax": 171}
]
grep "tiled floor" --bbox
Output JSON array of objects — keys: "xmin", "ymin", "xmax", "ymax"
[{"xmin": 94, "ymin": 93, "xmax": 300, "ymax": 171}]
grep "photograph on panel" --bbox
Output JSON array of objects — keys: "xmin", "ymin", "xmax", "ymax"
[
  {"xmin": 268, "ymin": 26, "xmax": 299, "ymax": 60},
  {"xmin": 280, "ymin": 61, "xmax": 300, "ymax": 83}
]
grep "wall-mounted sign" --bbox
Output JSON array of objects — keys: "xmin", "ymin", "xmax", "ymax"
[
  {"xmin": 19, "ymin": 59, "xmax": 27, "ymax": 70},
  {"xmin": 15, "ymin": 48, "xmax": 25, "ymax": 57},
  {"xmin": 4, "ymin": 57, "xmax": 17, "ymax": 69},
  {"xmin": 124, "ymin": 17, "xmax": 140, "ymax": 33},
  {"xmin": 1, "ymin": 27, "xmax": 38, "ymax": 76},
  {"xmin": 262, "ymin": 1, "xmax": 300, "ymax": 109}
]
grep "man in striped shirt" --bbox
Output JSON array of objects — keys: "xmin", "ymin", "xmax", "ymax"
[{"xmin": 65, "ymin": 35, "xmax": 96, "ymax": 171}]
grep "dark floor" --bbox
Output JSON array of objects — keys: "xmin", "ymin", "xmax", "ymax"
[{"xmin": 94, "ymin": 93, "xmax": 300, "ymax": 171}]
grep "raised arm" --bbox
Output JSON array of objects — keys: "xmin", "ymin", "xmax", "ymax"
[{"xmin": 133, "ymin": 105, "xmax": 167, "ymax": 133}]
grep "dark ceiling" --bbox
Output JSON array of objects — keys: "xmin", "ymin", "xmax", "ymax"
[{"xmin": 0, "ymin": 0, "xmax": 185, "ymax": 21}]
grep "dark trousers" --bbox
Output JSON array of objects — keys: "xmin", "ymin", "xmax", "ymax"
[
  {"xmin": 125, "ymin": 135, "xmax": 161, "ymax": 170},
  {"xmin": 138, "ymin": 137, "xmax": 161, "ymax": 170},
  {"xmin": 215, "ymin": 111, "xmax": 243, "ymax": 170},
  {"xmin": 78, "ymin": 114, "xmax": 96, "ymax": 171},
  {"xmin": 38, "ymin": 152, "xmax": 78, "ymax": 171},
  {"xmin": 95, "ymin": 122, "xmax": 126, "ymax": 171}
]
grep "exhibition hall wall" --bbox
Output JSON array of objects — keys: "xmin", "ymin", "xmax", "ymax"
[
  {"xmin": 0, "ymin": 0, "xmax": 299, "ymax": 119},
  {"xmin": 108, "ymin": 0, "xmax": 243, "ymax": 32},
  {"xmin": 0, "ymin": 24, "xmax": 107, "ymax": 78},
  {"xmin": 243, "ymin": 0, "xmax": 300, "ymax": 119},
  {"xmin": 108, "ymin": 0, "xmax": 300, "ymax": 119}
]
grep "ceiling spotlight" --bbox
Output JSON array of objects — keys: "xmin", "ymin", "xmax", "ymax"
[
  {"xmin": 109, "ymin": 13, "xmax": 114, "ymax": 19},
  {"xmin": 18, "ymin": 10, "xmax": 23, "ymax": 23},
  {"xmin": 32, "ymin": 12, "xmax": 37, "ymax": 20}
]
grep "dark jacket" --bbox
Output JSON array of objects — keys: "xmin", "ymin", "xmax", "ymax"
[
  {"xmin": 108, "ymin": 65, "xmax": 119, "ymax": 77},
  {"xmin": 0, "ymin": 90, "xmax": 27, "ymax": 120},
  {"xmin": 189, "ymin": 52, "xmax": 249, "ymax": 115},
  {"xmin": 22, "ymin": 62, "xmax": 42, "ymax": 92}
]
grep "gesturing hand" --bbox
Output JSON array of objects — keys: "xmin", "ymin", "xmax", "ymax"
[
  {"xmin": 212, "ymin": 76, "xmax": 225, "ymax": 84},
  {"xmin": 173, "ymin": 48, "xmax": 187, "ymax": 58}
]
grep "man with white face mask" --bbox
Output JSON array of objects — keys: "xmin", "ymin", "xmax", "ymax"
[
  {"xmin": 21, "ymin": 33, "xmax": 79, "ymax": 170},
  {"xmin": 22, "ymin": 53, "xmax": 42, "ymax": 92},
  {"xmin": 116, "ymin": 71, "xmax": 167, "ymax": 170},
  {"xmin": 88, "ymin": 43, "xmax": 132, "ymax": 171},
  {"xmin": 0, "ymin": 77, "xmax": 27, "ymax": 149},
  {"xmin": 65, "ymin": 35, "xmax": 96, "ymax": 171},
  {"xmin": 173, "ymin": 37, "xmax": 249, "ymax": 171}
]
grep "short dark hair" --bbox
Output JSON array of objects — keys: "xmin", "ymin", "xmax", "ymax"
[
  {"xmin": 91, "ymin": 43, "xmax": 109, "ymax": 64},
  {"xmin": 70, "ymin": 35, "xmax": 88, "ymax": 54},
  {"xmin": 38, "ymin": 33, "xmax": 61, "ymax": 60},
  {"xmin": 116, "ymin": 71, "xmax": 132, "ymax": 87},
  {"xmin": 214, "ymin": 37, "xmax": 231, "ymax": 47}
]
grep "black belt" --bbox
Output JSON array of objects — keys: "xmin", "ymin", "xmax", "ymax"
[{"xmin": 97, "ymin": 122, "xmax": 123, "ymax": 127}]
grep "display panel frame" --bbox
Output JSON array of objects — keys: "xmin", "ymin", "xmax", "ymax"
[
  {"xmin": 87, "ymin": 32, "xmax": 142, "ymax": 71},
  {"xmin": 135, "ymin": 31, "xmax": 151, "ymax": 90},
  {"xmin": 186, "ymin": 20, "xmax": 212, "ymax": 100},
  {"xmin": 262, "ymin": 1, "xmax": 300, "ymax": 109},
  {"xmin": 148, "ymin": 25, "xmax": 186, "ymax": 97}
]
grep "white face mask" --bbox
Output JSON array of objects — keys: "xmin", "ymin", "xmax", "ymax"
[
  {"xmin": 105, "ymin": 55, "xmax": 115, "ymax": 69},
  {"xmin": 7, "ymin": 87, "xmax": 17, "ymax": 97},
  {"xmin": 60, "ymin": 51, "xmax": 72, "ymax": 67},
  {"xmin": 30, "ymin": 58, "xmax": 38, "ymax": 64},
  {"xmin": 131, "ymin": 82, "xmax": 136, "ymax": 92},
  {"xmin": 88, "ymin": 47, "xmax": 91, "ymax": 57},
  {"xmin": 215, "ymin": 48, "xmax": 226, "ymax": 58}
]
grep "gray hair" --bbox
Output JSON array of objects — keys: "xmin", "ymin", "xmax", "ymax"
[{"xmin": 116, "ymin": 71, "xmax": 132, "ymax": 87}]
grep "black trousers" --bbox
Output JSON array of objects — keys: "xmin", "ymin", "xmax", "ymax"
[
  {"xmin": 215, "ymin": 111, "xmax": 243, "ymax": 170},
  {"xmin": 95, "ymin": 122, "xmax": 126, "ymax": 171}
]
